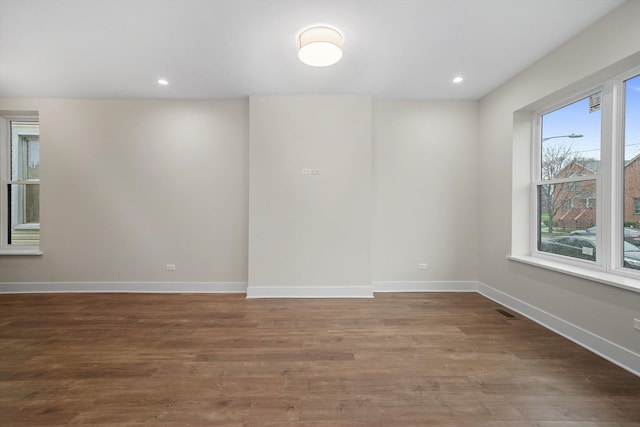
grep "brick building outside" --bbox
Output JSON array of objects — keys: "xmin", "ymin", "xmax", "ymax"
[{"xmin": 552, "ymin": 156, "xmax": 640, "ymax": 230}]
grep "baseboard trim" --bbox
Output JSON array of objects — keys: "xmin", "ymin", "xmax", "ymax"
[
  {"xmin": 477, "ymin": 281, "xmax": 640, "ymax": 377},
  {"xmin": 0, "ymin": 282, "xmax": 248, "ymax": 294},
  {"xmin": 1, "ymin": 279, "xmax": 637, "ymax": 376},
  {"xmin": 246, "ymin": 285, "xmax": 374, "ymax": 299},
  {"xmin": 373, "ymin": 281, "xmax": 479, "ymax": 293}
]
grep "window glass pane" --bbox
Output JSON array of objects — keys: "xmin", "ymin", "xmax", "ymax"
[
  {"xmin": 541, "ymin": 95, "xmax": 601, "ymax": 180},
  {"xmin": 8, "ymin": 183, "xmax": 40, "ymax": 246},
  {"xmin": 24, "ymin": 138, "xmax": 39, "ymax": 180},
  {"xmin": 623, "ymin": 74, "xmax": 640, "ymax": 270},
  {"xmin": 538, "ymin": 180, "xmax": 597, "ymax": 261},
  {"xmin": 623, "ymin": 241, "xmax": 640, "ymax": 270},
  {"xmin": 10, "ymin": 121, "xmax": 39, "ymax": 181}
]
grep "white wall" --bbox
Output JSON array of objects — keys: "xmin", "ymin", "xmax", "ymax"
[
  {"xmin": 248, "ymin": 96, "xmax": 373, "ymax": 296},
  {"xmin": 372, "ymin": 100, "xmax": 479, "ymax": 284},
  {"xmin": 0, "ymin": 96, "xmax": 480, "ymax": 292},
  {"xmin": 479, "ymin": 1, "xmax": 640, "ymax": 354},
  {"xmin": 0, "ymin": 99, "xmax": 249, "ymax": 285}
]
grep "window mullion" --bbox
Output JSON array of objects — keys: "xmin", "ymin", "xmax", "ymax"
[
  {"xmin": 599, "ymin": 80, "xmax": 615, "ymax": 271},
  {"xmin": 609, "ymin": 75, "xmax": 633, "ymax": 273},
  {"xmin": 531, "ymin": 114, "xmax": 542, "ymax": 255}
]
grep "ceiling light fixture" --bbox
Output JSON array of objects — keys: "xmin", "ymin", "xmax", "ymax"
[
  {"xmin": 452, "ymin": 76, "xmax": 464, "ymax": 84},
  {"xmin": 298, "ymin": 26, "xmax": 343, "ymax": 67},
  {"xmin": 158, "ymin": 79, "xmax": 169, "ymax": 86}
]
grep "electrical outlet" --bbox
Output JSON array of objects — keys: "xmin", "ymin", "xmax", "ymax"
[
  {"xmin": 634, "ymin": 318, "xmax": 640, "ymax": 331},
  {"xmin": 302, "ymin": 168, "xmax": 312, "ymax": 175},
  {"xmin": 166, "ymin": 264, "xmax": 176, "ymax": 271},
  {"xmin": 418, "ymin": 263, "xmax": 428, "ymax": 270}
]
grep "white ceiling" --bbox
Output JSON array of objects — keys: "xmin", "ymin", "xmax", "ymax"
[{"xmin": 0, "ymin": 0, "xmax": 626, "ymax": 100}]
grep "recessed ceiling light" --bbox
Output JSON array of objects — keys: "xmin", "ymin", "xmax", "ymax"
[
  {"xmin": 452, "ymin": 76, "xmax": 464, "ymax": 84},
  {"xmin": 298, "ymin": 26, "xmax": 343, "ymax": 67},
  {"xmin": 158, "ymin": 79, "xmax": 169, "ymax": 86}
]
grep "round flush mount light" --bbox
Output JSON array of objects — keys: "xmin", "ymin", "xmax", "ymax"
[
  {"xmin": 452, "ymin": 76, "xmax": 464, "ymax": 84},
  {"xmin": 298, "ymin": 26, "xmax": 343, "ymax": 67},
  {"xmin": 158, "ymin": 78, "xmax": 169, "ymax": 86}
]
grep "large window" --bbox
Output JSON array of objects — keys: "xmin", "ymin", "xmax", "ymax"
[
  {"xmin": 532, "ymin": 67, "xmax": 640, "ymax": 279},
  {"xmin": 536, "ymin": 94, "xmax": 601, "ymax": 263},
  {"xmin": 0, "ymin": 116, "xmax": 40, "ymax": 254}
]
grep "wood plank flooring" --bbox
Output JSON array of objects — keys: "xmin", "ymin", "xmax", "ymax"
[{"xmin": 1, "ymin": 292, "xmax": 639, "ymax": 426}]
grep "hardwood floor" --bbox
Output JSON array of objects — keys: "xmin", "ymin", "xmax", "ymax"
[{"xmin": 1, "ymin": 292, "xmax": 639, "ymax": 426}]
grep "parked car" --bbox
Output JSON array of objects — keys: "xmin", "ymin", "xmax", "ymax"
[
  {"xmin": 541, "ymin": 235, "xmax": 640, "ymax": 269},
  {"xmin": 570, "ymin": 226, "xmax": 596, "ymax": 236},
  {"xmin": 570, "ymin": 226, "xmax": 640, "ymax": 246},
  {"xmin": 541, "ymin": 235, "xmax": 596, "ymax": 261}
]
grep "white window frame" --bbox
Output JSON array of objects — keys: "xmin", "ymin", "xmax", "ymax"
[
  {"xmin": 525, "ymin": 65, "xmax": 640, "ymax": 288},
  {"xmin": 0, "ymin": 115, "xmax": 42, "ymax": 255},
  {"xmin": 531, "ymin": 86, "xmax": 605, "ymax": 270}
]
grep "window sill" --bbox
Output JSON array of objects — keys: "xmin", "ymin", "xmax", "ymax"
[
  {"xmin": 0, "ymin": 248, "xmax": 42, "ymax": 256},
  {"xmin": 14, "ymin": 223, "xmax": 40, "ymax": 231},
  {"xmin": 508, "ymin": 255, "xmax": 640, "ymax": 294}
]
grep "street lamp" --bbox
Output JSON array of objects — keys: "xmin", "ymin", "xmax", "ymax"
[{"xmin": 542, "ymin": 133, "xmax": 584, "ymax": 141}]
